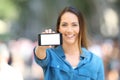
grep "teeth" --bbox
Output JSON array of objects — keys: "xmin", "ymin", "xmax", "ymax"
[{"xmin": 66, "ymin": 34, "xmax": 74, "ymax": 38}]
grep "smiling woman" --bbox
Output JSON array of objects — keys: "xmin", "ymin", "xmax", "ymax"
[
  {"xmin": 34, "ymin": 6, "xmax": 105, "ymax": 80},
  {"xmin": 58, "ymin": 12, "xmax": 80, "ymax": 46}
]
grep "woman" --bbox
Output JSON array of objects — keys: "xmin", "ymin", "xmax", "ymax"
[{"xmin": 34, "ymin": 6, "xmax": 105, "ymax": 80}]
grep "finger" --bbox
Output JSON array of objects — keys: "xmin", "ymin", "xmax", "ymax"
[
  {"xmin": 52, "ymin": 31, "xmax": 55, "ymax": 33},
  {"xmin": 42, "ymin": 32, "xmax": 46, "ymax": 33},
  {"xmin": 48, "ymin": 45, "xmax": 54, "ymax": 48},
  {"xmin": 45, "ymin": 29, "xmax": 49, "ymax": 33},
  {"xmin": 48, "ymin": 46, "xmax": 52, "ymax": 48},
  {"xmin": 48, "ymin": 29, "xmax": 52, "ymax": 33},
  {"xmin": 43, "ymin": 29, "xmax": 55, "ymax": 34}
]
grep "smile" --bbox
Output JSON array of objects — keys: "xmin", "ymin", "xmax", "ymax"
[{"xmin": 65, "ymin": 34, "xmax": 75, "ymax": 39}]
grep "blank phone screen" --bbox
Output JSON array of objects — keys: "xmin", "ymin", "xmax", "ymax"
[{"xmin": 38, "ymin": 33, "xmax": 62, "ymax": 46}]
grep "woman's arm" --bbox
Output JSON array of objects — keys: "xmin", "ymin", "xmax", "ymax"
[
  {"xmin": 97, "ymin": 60, "xmax": 105, "ymax": 80},
  {"xmin": 35, "ymin": 46, "xmax": 51, "ymax": 59},
  {"xmin": 35, "ymin": 29, "xmax": 55, "ymax": 60}
]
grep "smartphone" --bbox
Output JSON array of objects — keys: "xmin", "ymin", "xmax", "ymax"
[{"xmin": 38, "ymin": 33, "xmax": 62, "ymax": 46}]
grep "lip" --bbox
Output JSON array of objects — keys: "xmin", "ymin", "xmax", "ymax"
[{"xmin": 65, "ymin": 34, "xmax": 75, "ymax": 39}]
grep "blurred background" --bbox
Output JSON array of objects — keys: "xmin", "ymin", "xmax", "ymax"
[{"xmin": 0, "ymin": 0, "xmax": 120, "ymax": 80}]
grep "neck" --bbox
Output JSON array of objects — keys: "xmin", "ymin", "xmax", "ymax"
[{"xmin": 62, "ymin": 43, "xmax": 80, "ymax": 55}]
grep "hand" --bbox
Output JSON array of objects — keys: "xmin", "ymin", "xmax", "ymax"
[
  {"xmin": 42, "ymin": 29, "xmax": 55, "ymax": 34},
  {"xmin": 35, "ymin": 29, "xmax": 55, "ymax": 59},
  {"xmin": 41, "ymin": 29, "xmax": 55, "ymax": 48}
]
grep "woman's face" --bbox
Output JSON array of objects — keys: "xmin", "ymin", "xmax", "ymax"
[{"xmin": 59, "ymin": 12, "xmax": 80, "ymax": 45}]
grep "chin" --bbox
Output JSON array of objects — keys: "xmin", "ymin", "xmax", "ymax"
[{"xmin": 64, "ymin": 40, "xmax": 76, "ymax": 45}]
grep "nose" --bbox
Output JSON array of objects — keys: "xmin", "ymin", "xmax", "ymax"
[{"xmin": 66, "ymin": 27, "xmax": 73, "ymax": 32}]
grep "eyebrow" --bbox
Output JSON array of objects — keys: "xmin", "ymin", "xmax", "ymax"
[
  {"xmin": 71, "ymin": 22, "xmax": 79, "ymax": 24},
  {"xmin": 61, "ymin": 22, "xmax": 79, "ymax": 24}
]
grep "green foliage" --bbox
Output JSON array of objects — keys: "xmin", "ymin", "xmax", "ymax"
[
  {"xmin": 0, "ymin": 0, "xmax": 19, "ymax": 20},
  {"xmin": 68, "ymin": 0, "xmax": 95, "ymax": 17},
  {"xmin": 0, "ymin": 34, "xmax": 10, "ymax": 42}
]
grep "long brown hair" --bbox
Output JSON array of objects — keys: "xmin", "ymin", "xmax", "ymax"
[{"xmin": 56, "ymin": 6, "xmax": 88, "ymax": 52}]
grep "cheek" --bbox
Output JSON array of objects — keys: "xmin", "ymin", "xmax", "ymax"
[
  {"xmin": 58, "ymin": 27, "xmax": 64, "ymax": 33},
  {"xmin": 75, "ymin": 27, "xmax": 80, "ymax": 34}
]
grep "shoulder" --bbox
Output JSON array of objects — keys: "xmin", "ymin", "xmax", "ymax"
[
  {"xmin": 82, "ymin": 47, "xmax": 102, "ymax": 59},
  {"xmin": 82, "ymin": 47, "xmax": 103, "ymax": 67},
  {"xmin": 81, "ymin": 47, "xmax": 104, "ymax": 73}
]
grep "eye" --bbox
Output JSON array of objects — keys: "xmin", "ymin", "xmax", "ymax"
[
  {"xmin": 61, "ymin": 23, "xmax": 68, "ymax": 27},
  {"xmin": 72, "ymin": 23, "xmax": 79, "ymax": 27},
  {"xmin": 72, "ymin": 24, "xmax": 78, "ymax": 26}
]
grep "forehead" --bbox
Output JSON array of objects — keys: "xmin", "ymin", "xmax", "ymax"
[{"xmin": 61, "ymin": 12, "xmax": 78, "ymax": 22}]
